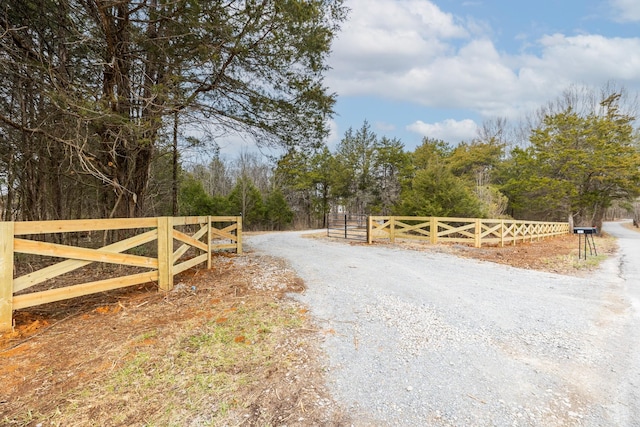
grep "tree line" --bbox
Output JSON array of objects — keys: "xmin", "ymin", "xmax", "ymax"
[{"xmin": 176, "ymin": 86, "xmax": 640, "ymax": 231}]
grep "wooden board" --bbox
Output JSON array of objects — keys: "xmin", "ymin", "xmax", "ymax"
[
  {"xmin": 210, "ymin": 224, "xmax": 239, "ymax": 241},
  {"xmin": 13, "ymin": 229, "xmax": 158, "ymax": 293},
  {"xmin": 13, "ymin": 217, "xmax": 157, "ymax": 235},
  {"xmin": 14, "ymin": 239, "xmax": 158, "ymax": 269},
  {"xmin": 13, "ymin": 271, "xmax": 158, "ymax": 310},
  {"xmin": 173, "ymin": 253, "xmax": 208, "ymax": 275}
]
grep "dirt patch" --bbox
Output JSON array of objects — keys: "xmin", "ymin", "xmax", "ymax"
[
  {"xmin": 1, "ymin": 253, "xmax": 349, "ymax": 426},
  {"xmin": 0, "ymin": 233, "xmax": 615, "ymax": 426},
  {"xmin": 386, "ymin": 233, "xmax": 617, "ymax": 276}
]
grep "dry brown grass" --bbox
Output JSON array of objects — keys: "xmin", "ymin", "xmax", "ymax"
[
  {"xmin": 392, "ymin": 232, "xmax": 618, "ymax": 276},
  {"xmin": 1, "ymin": 254, "xmax": 348, "ymax": 426}
]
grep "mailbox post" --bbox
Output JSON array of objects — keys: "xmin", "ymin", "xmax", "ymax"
[{"xmin": 573, "ymin": 226, "xmax": 597, "ymax": 259}]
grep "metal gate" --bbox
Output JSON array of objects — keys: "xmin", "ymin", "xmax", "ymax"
[{"xmin": 326, "ymin": 214, "xmax": 368, "ymax": 241}]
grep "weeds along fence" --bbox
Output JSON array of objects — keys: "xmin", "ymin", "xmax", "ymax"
[
  {"xmin": 368, "ymin": 216, "xmax": 569, "ymax": 247},
  {"xmin": 0, "ymin": 216, "xmax": 242, "ymax": 331}
]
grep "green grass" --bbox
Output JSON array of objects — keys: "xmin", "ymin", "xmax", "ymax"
[{"xmin": 24, "ymin": 298, "xmax": 307, "ymax": 426}]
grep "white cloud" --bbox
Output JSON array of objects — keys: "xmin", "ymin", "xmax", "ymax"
[
  {"xmin": 328, "ymin": 1, "xmax": 524, "ymax": 117},
  {"xmin": 330, "ymin": 0, "xmax": 468, "ymax": 80},
  {"xmin": 403, "ymin": 39, "xmax": 521, "ymax": 115},
  {"xmin": 328, "ymin": 0, "xmax": 640, "ymax": 121},
  {"xmin": 531, "ymin": 34, "xmax": 640, "ymax": 82},
  {"xmin": 407, "ymin": 118, "xmax": 478, "ymax": 143},
  {"xmin": 610, "ymin": 0, "xmax": 640, "ymax": 22}
]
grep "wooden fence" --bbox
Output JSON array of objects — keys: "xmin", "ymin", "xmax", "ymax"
[
  {"xmin": 0, "ymin": 216, "xmax": 242, "ymax": 331},
  {"xmin": 368, "ymin": 216, "xmax": 569, "ymax": 247}
]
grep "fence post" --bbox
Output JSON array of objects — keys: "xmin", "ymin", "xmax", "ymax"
[
  {"xmin": 207, "ymin": 216, "xmax": 212, "ymax": 269},
  {"xmin": 389, "ymin": 217, "xmax": 395, "ymax": 243},
  {"xmin": 236, "ymin": 216, "xmax": 243, "ymax": 254},
  {"xmin": 430, "ymin": 217, "xmax": 437, "ymax": 244},
  {"xmin": 157, "ymin": 217, "xmax": 174, "ymax": 291},
  {"xmin": 367, "ymin": 216, "xmax": 372, "ymax": 244},
  {"xmin": 0, "ymin": 222, "xmax": 14, "ymax": 331},
  {"xmin": 474, "ymin": 219, "xmax": 482, "ymax": 248},
  {"xmin": 500, "ymin": 220, "xmax": 505, "ymax": 247}
]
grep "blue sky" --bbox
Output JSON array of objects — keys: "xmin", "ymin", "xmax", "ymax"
[{"xmin": 321, "ymin": 0, "xmax": 640, "ymax": 152}]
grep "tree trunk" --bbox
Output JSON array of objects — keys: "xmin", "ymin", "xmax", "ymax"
[{"xmin": 172, "ymin": 112, "xmax": 179, "ymax": 216}]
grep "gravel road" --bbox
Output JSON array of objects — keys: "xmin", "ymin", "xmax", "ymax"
[{"xmin": 246, "ymin": 221, "xmax": 640, "ymax": 426}]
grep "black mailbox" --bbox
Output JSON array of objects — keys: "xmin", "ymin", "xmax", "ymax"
[
  {"xmin": 573, "ymin": 227, "xmax": 597, "ymax": 234},
  {"xmin": 573, "ymin": 227, "xmax": 597, "ymax": 259}
]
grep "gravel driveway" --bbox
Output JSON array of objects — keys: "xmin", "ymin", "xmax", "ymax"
[{"xmin": 246, "ymin": 221, "xmax": 640, "ymax": 426}]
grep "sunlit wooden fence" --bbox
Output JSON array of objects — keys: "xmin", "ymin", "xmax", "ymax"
[
  {"xmin": 368, "ymin": 216, "xmax": 569, "ymax": 247},
  {"xmin": 0, "ymin": 216, "xmax": 242, "ymax": 331}
]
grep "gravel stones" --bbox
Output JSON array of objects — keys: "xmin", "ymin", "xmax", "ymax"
[{"xmin": 246, "ymin": 227, "xmax": 640, "ymax": 426}]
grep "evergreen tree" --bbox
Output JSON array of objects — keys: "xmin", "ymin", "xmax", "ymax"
[
  {"xmin": 265, "ymin": 189, "xmax": 294, "ymax": 230},
  {"xmin": 399, "ymin": 138, "xmax": 485, "ymax": 218},
  {"xmin": 333, "ymin": 121, "xmax": 377, "ymax": 214},
  {"xmin": 448, "ymin": 139, "xmax": 507, "ymax": 217},
  {"xmin": 372, "ymin": 137, "xmax": 410, "ymax": 215},
  {"xmin": 275, "ymin": 145, "xmax": 336, "ymax": 227},
  {"xmin": 179, "ymin": 177, "xmax": 216, "ymax": 216},
  {"xmin": 499, "ymin": 93, "xmax": 640, "ymax": 226}
]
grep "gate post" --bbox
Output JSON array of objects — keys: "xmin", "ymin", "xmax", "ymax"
[
  {"xmin": 344, "ymin": 214, "xmax": 348, "ymax": 239},
  {"xmin": 0, "ymin": 221, "xmax": 14, "ymax": 331},
  {"xmin": 367, "ymin": 216, "xmax": 372, "ymax": 244}
]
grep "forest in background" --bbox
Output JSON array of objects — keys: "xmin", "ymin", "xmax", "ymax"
[
  {"xmin": 2, "ymin": 2, "xmax": 640, "ymax": 231},
  {"xmin": 177, "ymin": 86, "xmax": 640, "ymax": 231}
]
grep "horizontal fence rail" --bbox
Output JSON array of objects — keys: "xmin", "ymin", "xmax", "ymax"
[
  {"xmin": 368, "ymin": 216, "xmax": 569, "ymax": 247},
  {"xmin": 0, "ymin": 216, "xmax": 242, "ymax": 331}
]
